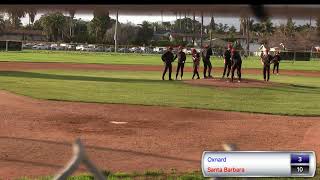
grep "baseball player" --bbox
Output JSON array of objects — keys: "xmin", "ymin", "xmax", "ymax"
[
  {"xmin": 230, "ymin": 48, "xmax": 242, "ymax": 83},
  {"xmin": 192, "ymin": 48, "xmax": 201, "ymax": 79},
  {"xmin": 222, "ymin": 43, "xmax": 232, "ymax": 78},
  {"xmin": 175, "ymin": 46, "xmax": 187, "ymax": 80},
  {"xmin": 161, "ymin": 46, "xmax": 177, "ymax": 80},
  {"xmin": 260, "ymin": 48, "xmax": 273, "ymax": 81},
  {"xmin": 201, "ymin": 44, "xmax": 213, "ymax": 79},
  {"xmin": 272, "ymin": 51, "xmax": 281, "ymax": 75}
]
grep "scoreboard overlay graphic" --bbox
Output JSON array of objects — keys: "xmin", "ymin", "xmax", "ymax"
[{"xmin": 201, "ymin": 151, "xmax": 316, "ymax": 177}]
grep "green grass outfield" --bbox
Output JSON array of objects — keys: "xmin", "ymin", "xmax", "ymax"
[
  {"xmin": 1, "ymin": 50, "xmax": 320, "ymax": 71},
  {"xmin": 0, "ymin": 70, "xmax": 319, "ymax": 116}
]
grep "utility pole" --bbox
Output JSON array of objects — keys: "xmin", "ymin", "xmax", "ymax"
[
  {"xmin": 114, "ymin": 10, "xmax": 118, "ymax": 53},
  {"xmin": 179, "ymin": 12, "xmax": 182, "ymax": 32},
  {"xmin": 200, "ymin": 12, "xmax": 203, "ymax": 48},
  {"xmin": 185, "ymin": 11, "xmax": 187, "ymax": 33},
  {"xmin": 309, "ymin": 16, "xmax": 312, "ymax": 57},
  {"xmin": 210, "ymin": 13, "xmax": 214, "ymax": 47},
  {"xmin": 246, "ymin": 17, "xmax": 250, "ymax": 56},
  {"xmin": 192, "ymin": 12, "xmax": 195, "ymax": 46},
  {"xmin": 161, "ymin": 11, "xmax": 163, "ymax": 24}
]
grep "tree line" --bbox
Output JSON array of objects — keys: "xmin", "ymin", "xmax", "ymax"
[{"xmin": 0, "ymin": 8, "xmax": 319, "ymax": 47}]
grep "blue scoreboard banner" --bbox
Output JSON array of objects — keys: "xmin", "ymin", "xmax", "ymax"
[{"xmin": 201, "ymin": 151, "xmax": 316, "ymax": 177}]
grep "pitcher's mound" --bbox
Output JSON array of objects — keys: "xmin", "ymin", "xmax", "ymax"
[{"xmin": 183, "ymin": 78, "xmax": 282, "ymax": 88}]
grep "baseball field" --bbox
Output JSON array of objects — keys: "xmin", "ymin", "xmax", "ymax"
[{"xmin": 0, "ymin": 50, "xmax": 319, "ymax": 179}]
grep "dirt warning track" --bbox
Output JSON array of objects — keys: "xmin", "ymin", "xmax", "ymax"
[
  {"xmin": 0, "ymin": 90, "xmax": 319, "ymax": 179},
  {"xmin": 1, "ymin": 62, "xmax": 320, "ymax": 77}
]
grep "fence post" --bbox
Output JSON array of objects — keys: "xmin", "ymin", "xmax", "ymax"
[
  {"xmin": 114, "ymin": 10, "xmax": 118, "ymax": 53},
  {"xmin": 5, "ymin": 40, "xmax": 8, "ymax": 51}
]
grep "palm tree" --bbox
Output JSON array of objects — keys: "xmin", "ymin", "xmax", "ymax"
[
  {"xmin": 90, "ymin": 10, "xmax": 112, "ymax": 43},
  {"xmin": 285, "ymin": 17, "xmax": 295, "ymax": 38},
  {"xmin": 6, "ymin": 8, "xmax": 26, "ymax": 29},
  {"xmin": 41, "ymin": 12, "xmax": 67, "ymax": 41},
  {"xmin": 27, "ymin": 9, "xmax": 37, "ymax": 25},
  {"xmin": 0, "ymin": 14, "xmax": 5, "ymax": 32},
  {"xmin": 316, "ymin": 17, "xmax": 320, "ymax": 35},
  {"xmin": 68, "ymin": 9, "xmax": 76, "ymax": 38},
  {"xmin": 239, "ymin": 16, "xmax": 247, "ymax": 36},
  {"xmin": 240, "ymin": 16, "xmax": 253, "ymax": 55},
  {"xmin": 209, "ymin": 15, "xmax": 215, "ymax": 46},
  {"xmin": 262, "ymin": 18, "xmax": 274, "ymax": 36},
  {"xmin": 162, "ymin": 21, "xmax": 171, "ymax": 31},
  {"xmin": 151, "ymin": 22, "xmax": 159, "ymax": 32}
]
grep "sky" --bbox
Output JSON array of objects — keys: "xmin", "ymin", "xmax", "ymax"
[{"xmin": 17, "ymin": 11, "xmax": 316, "ymax": 31}]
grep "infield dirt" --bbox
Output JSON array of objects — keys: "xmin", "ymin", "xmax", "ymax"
[
  {"xmin": 0, "ymin": 62, "xmax": 320, "ymax": 77},
  {"xmin": 0, "ymin": 90, "xmax": 319, "ymax": 179}
]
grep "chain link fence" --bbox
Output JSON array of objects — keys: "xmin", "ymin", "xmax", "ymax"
[{"xmin": 11, "ymin": 41, "xmax": 320, "ymax": 61}]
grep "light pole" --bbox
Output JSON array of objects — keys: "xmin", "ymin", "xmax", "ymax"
[
  {"xmin": 114, "ymin": 10, "xmax": 119, "ymax": 53},
  {"xmin": 200, "ymin": 12, "xmax": 203, "ymax": 48}
]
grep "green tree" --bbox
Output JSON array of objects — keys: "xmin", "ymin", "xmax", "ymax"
[
  {"xmin": 106, "ymin": 22, "xmax": 138, "ymax": 45},
  {"xmin": 151, "ymin": 22, "xmax": 160, "ymax": 32},
  {"xmin": 72, "ymin": 19, "xmax": 90, "ymax": 43},
  {"xmin": 286, "ymin": 17, "xmax": 295, "ymax": 37},
  {"xmin": 135, "ymin": 21, "xmax": 153, "ymax": 45},
  {"xmin": 0, "ymin": 14, "xmax": 5, "ymax": 32},
  {"xmin": 295, "ymin": 24, "xmax": 311, "ymax": 32},
  {"xmin": 40, "ymin": 12, "xmax": 67, "ymax": 41},
  {"xmin": 229, "ymin": 25, "xmax": 236, "ymax": 33},
  {"xmin": 32, "ymin": 19, "xmax": 44, "ymax": 30},
  {"xmin": 209, "ymin": 16, "xmax": 216, "ymax": 32},
  {"xmin": 6, "ymin": 8, "xmax": 26, "ymax": 29},
  {"xmin": 162, "ymin": 21, "xmax": 171, "ymax": 31},
  {"xmin": 27, "ymin": 8, "xmax": 37, "ymax": 25},
  {"xmin": 251, "ymin": 22, "xmax": 263, "ymax": 36},
  {"xmin": 216, "ymin": 23, "xmax": 229, "ymax": 33},
  {"xmin": 89, "ymin": 10, "xmax": 112, "ymax": 43},
  {"xmin": 261, "ymin": 18, "xmax": 275, "ymax": 36},
  {"xmin": 239, "ymin": 16, "xmax": 247, "ymax": 36},
  {"xmin": 316, "ymin": 17, "xmax": 320, "ymax": 35},
  {"xmin": 173, "ymin": 17, "xmax": 200, "ymax": 33},
  {"xmin": 68, "ymin": 9, "xmax": 76, "ymax": 39}
]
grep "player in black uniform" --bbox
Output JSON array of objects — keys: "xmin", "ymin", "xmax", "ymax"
[
  {"xmin": 161, "ymin": 46, "xmax": 177, "ymax": 80},
  {"xmin": 201, "ymin": 44, "xmax": 213, "ymax": 79},
  {"xmin": 260, "ymin": 48, "xmax": 273, "ymax": 81},
  {"xmin": 222, "ymin": 43, "xmax": 232, "ymax": 78},
  {"xmin": 230, "ymin": 48, "xmax": 242, "ymax": 83},
  {"xmin": 272, "ymin": 51, "xmax": 281, "ymax": 75},
  {"xmin": 192, "ymin": 48, "xmax": 201, "ymax": 79},
  {"xmin": 175, "ymin": 46, "xmax": 186, "ymax": 80}
]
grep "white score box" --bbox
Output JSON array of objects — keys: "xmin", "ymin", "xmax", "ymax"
[{"xmin": 201, "ymin": 151, "xmax": 316, "ymax": 177}]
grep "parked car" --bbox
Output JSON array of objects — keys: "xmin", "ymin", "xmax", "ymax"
[
  {"xmin": 76, "ymin": 45, "xmax": 86, "ymax": 51},
  {"xmin": 130, "ymin": 47, "xmax": 143, "ymax": 53},
  {"xmin": 50, "ymin": 44, "xmax": 65, "ymax": 50},
  {"xmin": 94, "ymin": 46, "xmax": 105, "ymax": 52},
  {"xmin": 118, "ymin": 48, "xmax": 129, "ymax": 53},
  {"xmin": 144, "ymin": 47, "xmax": 154, "ymax": 54},
  {"xmin": 66, "ymin": 44, "xmax": 76, "ymax": 51},
  {"xmin": 22, "ymin": 43, "xmax": 35, "ymax": 49},
  {"xmin": 153, "ymin": 47, "xmax": 166, "ymax": 54},
  {"xmin": 32, "ymin": 44, "xmax": 50, "ymax": 50},
  {"xmin": 82, "ymin": 44, "xmax": 94, "ymax": 51},
  {"xmin": 105, "ymin": 47, "xmax": 115, "ymax": 52}
]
